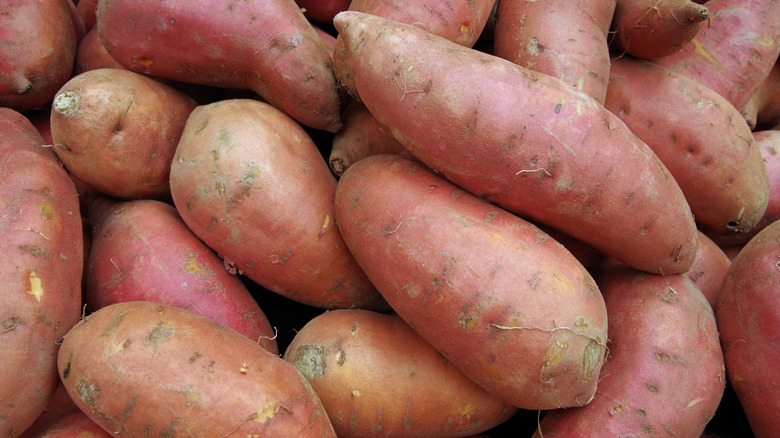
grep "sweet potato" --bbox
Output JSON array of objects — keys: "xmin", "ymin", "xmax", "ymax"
[
  {"xmin": 653, "ymin": 0, "xmax": 780, "ymax": 111},
  {"xmin": 96, "ymin": 0, "xmax": 343, "ymax": 132},
  {"xmin": 35, "ymin": 408, "xmax": 112, "ymax": 438},
  {"xmin": 18, "ymin": 383, "xmax": 78, "ymax": 438},
  {"xmin": 169, "ymin": 98, "xmax": 386, "ymax": 310},
  {"xmin": 332, "ymin": 11, "xmax": 699, "ymax": 275},
  {"xmin": 57, "ymin": 301, "xmax": 337, "ymax": 437},
  {"xmin": 493, "ymin": 0, "xmax": 617, "ymax": 103},
  {"xmin": 706, "ymin": 129, "xmax": 780, "ymax": 246},
  {"xmin": 686, "ymin": 230, "xmax": 731, "ymax": 309},
  {"xmin": 284, "ymin": 309, "xmax": 517, "ymax": 437},
  {"xmin": 50, "ymin": 68, "xmax": 198, "ymax": 200},
  {"xmin": 741, "ymin": 61, "xmax": 780, "ymax": 131},
  {"xmin": 83, "ymin": 196, "xmax": 279, "ymax": 353},
  {"xmin": 610, "ymin": 0, "xmax": 710, "ymax": 59},
  {"xmin": 73, "ymin": 27, "xmax": 126, "ymax": 75},
  {"xmin": 334, "ymin": 154, "xmax": 608, "ymax": 410},
  {"xmin": 0, "ymin": 108, "xmax": 83, "ymax": 436},
  {"xmin": 0, "ymin": 0, "xmax": 80, "ymax": 112},
  {"xmin": 605, "ymin": 56, "xmax": 770, "ymax": 237},
  {"xmin": 296, "ymin": 0, "xmax": 351, "ymax": 24},
  {"xmin": 329, "ymin": 100, "xmax": 412, "ymax": 177},
  {"xmin": 534, "ymin": 266, "xmax": 726, "ymax": 437},
  {"xmin": 716, "ymin": 219, "xmax": 780, "ymax": 437}
]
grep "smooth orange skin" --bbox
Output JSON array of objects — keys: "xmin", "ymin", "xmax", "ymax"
[
  {"xmin": 0, "ymin": 108, "xmax": 83, "ymax": 436},
  {"xmin": 284, "ymin": 309, "xmax": 517, "ymax": 437},
  {"xmin": 334, "ymin": 154, "xmax": 608, "ymax": 410}
]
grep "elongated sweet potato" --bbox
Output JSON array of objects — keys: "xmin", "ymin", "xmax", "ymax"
[
  {"xmin": 50, "ymin": 68, "xmax": 198, "ymax": 200},
  {"xmin": 0, "ymin": 108, "xmax": 83, "ymax": 436},
  {"xmin": 0, "ymin": 0, "xmax": 79, "ymax": 112},
  {"xmin": 329, "ymin": 100, "xmax": 412, "ymax": 177},
  {"xmin": 96, "ymin": 0, "xmax": 342, "ymax": 132},
  {"xmin": 493, "ymin": 0, "xmax": 617, "ymax": 103},
  {"xmin": 57, "ymin": 301, "xmax": 337, "ymax": 437},
  {"xmin": 653, "ymin": 0, "xmax": 780, "ymax": 110},
  {"xmin": 534, "ymin": 266, "xmax": 725, "ymax": 437},
  {"xmin": 605, "ymin": 57, "xmax": 770, "ymax": 236},
  {"xmin": 83, "ymin": 196, "xmax": 278, "ymax": 353},
  {"xmin": 716, "ymin": 219, "xmax": 780, "ymax": 438},
  {"xmin": 284, "ymin": 309, "xmax": 517, "ymax": 437},
  {"xmin": 334, "ymin": 154, "xmax": 608, "ymax": 410},
  {"xmin": 610, "ymin": 0, "xmax": 710, "ymax": 59},
  {"xmin": 169, "ymin": 98, "xmax": 385, "ymax": 310},
  {"xmin": 333, "ymin": 11, "xmax": 698, "ymax": 275}
]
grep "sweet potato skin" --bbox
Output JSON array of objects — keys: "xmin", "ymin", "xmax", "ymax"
[
  {"xmin": 84, "ymin": 197, "xmax": 278, "ymax": 353},
  {"xmin": 535, "ymin": 266, "xmax": 726, "ymax": 437},
  {"xmin": 0, "ymin": 108, "xmax": 83, "ymax": 436},
  {"xmin": 605, "ymin": 57, "xmax": 770, "ymax": 236},
  {"xmin": 716, "ymin": 220, "xmax": 780, "ymax": 437},
  {"xmin": 653, "ymin": 0, "xmax": 780, "ymax": 110},
  {"xmin": 50, "ymin": 68, "xmax": 198, "ymax": 200},
  {"xmin": 610, "ymin": 0, "xmax": 710, "ymax": 59},
  {"xmin": 334, "ymin": 154, "xmax": 608, "ymax": 410},
  {"xmin": 169, "ymin": 99, "xmax": 385, "ymax": 310},
  {"xmin": 333, "ymin": 11, "xmax": 698, "ymax": 275},
  {"xmin": 493, "ymin": 0, "xmax": 617, "ymax": 103},
  {"xmin": 0, "ymin": 0, "xmax": 79, "ymax": 112},
  {"xmin": 284, "ymin": 309, "xmax": 517, "ymax": 437},
  {"xmin": 96, "ymin": 0, "xmax": 342, "ymax": 132},
  {"xmin": 36, "ymin": 408, "xmax": 112, "ymax": 438},
  {"xmin": 57, "ymin": 301, "xmax": 337, "ymax": 437}
]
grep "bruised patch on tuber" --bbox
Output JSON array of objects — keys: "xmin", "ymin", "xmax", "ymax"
[{"xmin": 290, "ymin": 344, "xmax": 327, "ymax": 380}]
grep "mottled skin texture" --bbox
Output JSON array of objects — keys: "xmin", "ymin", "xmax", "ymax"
[
  {"xmin": 57, "ymin": 301, "xmax": 337, "ymax": 437},
  {"xmin": 96, "ymin": 0, "xmax": 343, "ymax": 132},
  {"xmin": 0, "ymin": 108, "xmax": 84, "ymax": 436},
  {"xmin": 84, "ymin": 197, "xmax": 278, "ymax": 353},
  {"xmin": 493, "ymin": 0, "xmax": 617, "ymax": 104},
  {"xmin": 0, "ymin": 0, "xmax": 79, "ymax": 112},
  {"xmin": 605, "ymin": 57, "xmax": 770, "ymax": 236},
  {"xmin": 333, "ymin": 11, "xmax": 698, "ymax": 275},
  {"xmin": 611, "ymin": 0, "xmax": 710, "ymax": 59},
  {"xmin": 284, "ymin": 309, "xmax": 517, "ymax": 437},
  {"xmin": 334, "ymin": 154, "xmax": 608, "ymax": 410},
  {"xmin": 169, "ymin": 99, "xmax": 386, "ymax": 310},
  {"xmin": 50, "ymin": 68, "xmax": 198, "ymax": 201},
  {"xmin": 716, "ymin": 220, "xmax": 780, "ymax": 438},
  {"xmin": 535, "ymin": 267, "xmax": 726, "ymax": 437},
  {"xmin": 653, "ymin": 0, "xmax": 780, "ymax": 110}
]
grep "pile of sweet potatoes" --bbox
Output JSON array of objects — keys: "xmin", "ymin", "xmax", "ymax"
[{"xmin": 2, "ymin": 0, "xmax": 779, "ymax": 437}]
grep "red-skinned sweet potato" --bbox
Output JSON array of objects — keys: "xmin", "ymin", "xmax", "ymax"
[
  {"xmin": 605, "ymin": 56, "xmax": 770, "ymax": 237},
  {"xmin": 35, "ymin": 408, "xmax": 112, "ymax": 438},
  {"xmin": 50, "ymin": 68, "xmax": 198, "ymax": 200},
  {"xmin": 653, "ymin": 0, "xmax": 780, "ymax": 111},
  {"xmin": 334, "ymin": 154, "xmax": 608, "ymax": 410},
  {"xmin": 610, "ymin": 0, "xmax": 710, "ymax": 59},
  {"xmin": 169, "ymin": 98, "xmax": 386, "ymax": 310},
  {"xmin": 284, "ymin": 309, "xmax": 517, "ymax": 437},
  {"xmin": 18, "ymin": 383, "xmax": 78, "ymax": 438},
  {"xmin": 83, "ymin": 196, "xmax": 278, "ymax": 353},
  {"xmin": 741, "ymin": 61, "xmax": 780, "ymax": 131},
  {"xmin": 57, "ymin": 301, "xmax": 337, "ymax": 437},
  {"xmin": 329, "ymin": 100, "xmax": 413, "ymax": 177},
  {"xmin": 0, "ymin": 108, "xmax": 83, "ymax": 436},
  {"xmin": 296, "ymin": 0, "xmax": 351, "ymax": 24},
  {"xmin": 96, "ymin": 0, "xmax": 343, "ymax": 132},
  {"xmin": 716, "ymin": 219, "xmax": 780, "ymax": 438},
  {"xmin": 686, "ymin": 230, "xmax": 731, "ymax": 309},
  {"xmin": 493, "ymin": 0, "xmax": 617, "ymax": 103},
  {"xmin": 534, "ymin": 266, "xmax": 726, "ymax": 437},
  {"xmin": 332, "ymin": 11, "xmax": 699, "ymax": 275},
  {"xmin": 0, "ymin": 0, "xmax": 79, "ymax": 112},
  {"xmin": 73, "ymin": 27, "xmax": 126, "ymax": 75}
]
